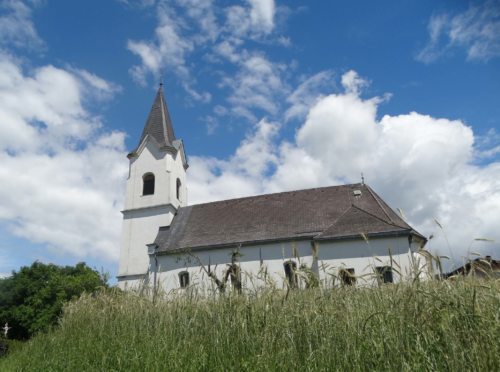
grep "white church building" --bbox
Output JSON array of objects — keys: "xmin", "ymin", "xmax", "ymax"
[{"xmin": 117, "ymin": 86, "xmax": 428, "ymax": 293}]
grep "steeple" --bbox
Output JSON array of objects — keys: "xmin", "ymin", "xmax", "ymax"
[
  {"xmin": 133, "ymin": 84, "xmax": 176, "ymax": 152},
  {"xmin": 118, "ymin": 84, "xmax": 188, "ymax": 287}
]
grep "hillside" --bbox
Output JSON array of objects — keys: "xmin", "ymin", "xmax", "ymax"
[{"xmin": 1, "ymin": 277, "xmax": 499, "ymax": 371}]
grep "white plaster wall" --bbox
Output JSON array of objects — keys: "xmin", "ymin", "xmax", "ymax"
[
  {"xmin": 168, "ymin": 145, "xmax": 188, "ymax": 207},
  {"xmin": 148, "ymin": 235, "xmax": 421, "ymax": 293},
  {"xmin": 117, "ymin": 274, "xmax": 146, "ymax": 291},
  {"xmin": 118, "ymin": 205, "xmax": 175, "ymax": 277},
  {"xmin": 124, "ymin": 140, "xmax": 187, "ymax": 211},
  {"xmin": 315, "ymin": 236, "xmax": 414, "ymax": 286},
  {"xmin": 152, "ymin": 240, "xmax": 314, "ymax": 294}
]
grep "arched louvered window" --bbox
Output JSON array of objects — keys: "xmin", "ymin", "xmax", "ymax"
[
  {"xmin": 143, "ymin": 173, "xmax": 155, "ymax": 195},
  {"xmin": 176, "ymin": 178, "xmax": 181, "ymax": 200}
]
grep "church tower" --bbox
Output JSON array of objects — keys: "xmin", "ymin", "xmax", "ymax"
[{"xmin": 117, "ymin": 85, "xmax": 188, "ymax": 289}]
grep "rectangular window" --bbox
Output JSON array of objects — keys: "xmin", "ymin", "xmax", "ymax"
[
  {"xmin": 339, "ymin": 268, "xmax": 356, "ymax": 286},
  {"xmin": 178, "ymin": 271, "xmax": 190, "ymax": 288},
  {"xmin": 375, "ymin": 266, "xmax": 393, "ymax": 284}
]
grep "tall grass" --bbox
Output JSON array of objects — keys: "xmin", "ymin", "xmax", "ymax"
[{"xmin": 1, "ymin": 277, "xmax": 499, "ymax": 371}]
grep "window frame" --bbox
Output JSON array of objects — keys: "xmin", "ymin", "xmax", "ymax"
[
  {"xmin": 339, "ymin": 268, "xmax": 356, "ymax": 286},
  {"xmin": 375, "ymin": 266, "xmax": 393, "ymax": 284},
  {"xmin": 178, "ymin": 271, "xmax": 190, "ymax": 288},
  {"xmin": 142, "ymin": 173, "xmax": 155, "ymax": 196}
]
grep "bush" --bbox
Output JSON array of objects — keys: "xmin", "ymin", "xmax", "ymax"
[{"xmin": 0, "ymin": 262, "xmax": 107, "ymax": 340}]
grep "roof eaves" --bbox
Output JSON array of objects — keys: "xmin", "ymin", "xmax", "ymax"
[{"xmin": 157, "ymin": 235, "xmax": 315, "ymax": 255}]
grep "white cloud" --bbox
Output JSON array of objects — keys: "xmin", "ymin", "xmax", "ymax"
[
  {"xmin": 126, "ymin": 0, "xmax": 284, "ymax": 108},
  {"xmin": 127, "ymin": 3, "xmax": 212, "ymax": 102},
  {"xmin": 72, "ymin": 68, "xmax": 122, "ymax": 101},
  {"xmin": 285, "ymin": 70, "xmax": 336, "ymax": 122},
  {"xmin": 176, "ymin": 0, "xmax": 219, "ymax": 42},
  {"xmin": 127, "ymin": 7, "xmax": 193, "ymax": 82},
  {"xmin": 188, "ymin": 70, "xmax": 500, "ymax": 270},
  {"xmin": 341, "ymin": 69, "xmax": 369, "ymax": 96},
  {"xmin": 418, "ymin": 1, "xmax": 500, "ymax": 63},
  {"xmin": 248, "ymin": 0, "xmax": 275, "ymax": 34},
  {"xmin": 188, "ymin": 118, "xmax": 279, "ymax": 203},
  {"xmin": 220, "ymin": 54, "xmax": 287, "ymax": 121},
  {"xmin": 0, "ymin": 53, "xmax": 127, "ymax": 262},
  {"xmin": 0, "ymin": 0, "xmax": 44, "ymax": 51},
  {"xmin": 224, "ymin": 0, "xmax": 276, "ymax": 39}
]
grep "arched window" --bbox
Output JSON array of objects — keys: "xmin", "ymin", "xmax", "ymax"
[
  {"xmin": 283, "ymin": 260, "xmax": 297, "ymax": 288},
  {"xmin": 143, "ymin": 173, "xmax": 155, "ymax": 195},
  {"xmin": 176, "ymin": 178, "xmax": 181, "ymax": 200},
  {"xmin": 179, "ymin": 271, "xmax": 190, "ymax": 288}
]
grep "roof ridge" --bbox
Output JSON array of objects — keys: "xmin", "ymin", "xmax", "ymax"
[
  {"xmin": 188, "ymin": 183, "xmax": 364, "ymax": 208},
  {"xmin": 317, "ymin": 204, "xmax": 355, "ymax": 236},
  {"xmin": 350, "ymin": 204, "xmax": 409, "ymax": 230},
  {"xmin": 364, "ymin": 184, "xmax": 394, "ymax": 224}
]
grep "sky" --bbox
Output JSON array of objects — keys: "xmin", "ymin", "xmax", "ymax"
[{"xmin": 0, "ymin": 0, "xmax": 499, "ymax": 280}]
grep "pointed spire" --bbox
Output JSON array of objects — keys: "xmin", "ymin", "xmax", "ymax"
[{"xmin": 134, "ymin": 84, "xmax": 176, "ymax": 151}]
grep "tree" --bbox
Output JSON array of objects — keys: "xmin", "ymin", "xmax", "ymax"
[{"xmin": 0, "ymin": 261, "xmax": 107, "ymax": 340}]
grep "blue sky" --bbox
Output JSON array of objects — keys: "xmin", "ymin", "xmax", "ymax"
[{"xmin": 0, "ymin": 0, "xmax": 499, "ymax": 280}]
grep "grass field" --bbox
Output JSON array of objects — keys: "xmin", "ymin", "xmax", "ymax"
[{"xmin": 1, "ymin": 276, "xmax": 499, "ymax": 371}]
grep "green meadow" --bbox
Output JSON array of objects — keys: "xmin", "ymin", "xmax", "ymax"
[{"xmin": 1, "ymin": 275, "xmax": 499, "ymax": 371}]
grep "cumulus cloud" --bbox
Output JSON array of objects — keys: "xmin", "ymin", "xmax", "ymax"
[
  {"xmin": 0, "ymin": 53, "xmax": 127, "ymax": 262},
  {"xmin": 417, "ymin": 0, "xmax": 500, "ymax": 63},
  {"xmin": 0, "ymin": 0, "xmax": 44, "ymax": 51},
  {"xmin": 188, "ymin": 70, "xmax": 500, "ymax": 270},
  {"xmin": 189, "ymin": 119, "xmax": 279, "ymax": 203}
]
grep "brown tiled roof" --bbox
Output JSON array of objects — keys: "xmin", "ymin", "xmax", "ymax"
[
  {"xmin": 132, "ymin": 85, "xmax": 175, "ymax": 153},
  {"xmin": 154, "ymin": 183, "xmax": 424, "ymax": 254}
]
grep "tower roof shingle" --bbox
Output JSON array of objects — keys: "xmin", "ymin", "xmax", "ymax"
[{"xmin": 132, "ymin": 85, "xmax": 176, "ymax": 152}]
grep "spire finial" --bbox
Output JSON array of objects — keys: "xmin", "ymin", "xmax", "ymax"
[
  {"xmin": 159, "ymin": 73, "xmax": 164, "ymax": 89},
  {"xmin": 361, "ymin": 172, "xmax": 365, "ymax": 185}
]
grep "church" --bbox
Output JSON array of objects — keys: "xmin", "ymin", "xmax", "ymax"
[{"xmin": 117, "ymin": 86, "xmax": 428, "ymax": 292}]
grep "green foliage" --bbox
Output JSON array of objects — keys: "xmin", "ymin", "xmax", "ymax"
[
  {"xmin": 0, "ymin": 262, "xmax": 107, "ymax": 340},
  {"xmin": 1, "ymin": 277, "xmax": 499, "ymax": 371}
]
